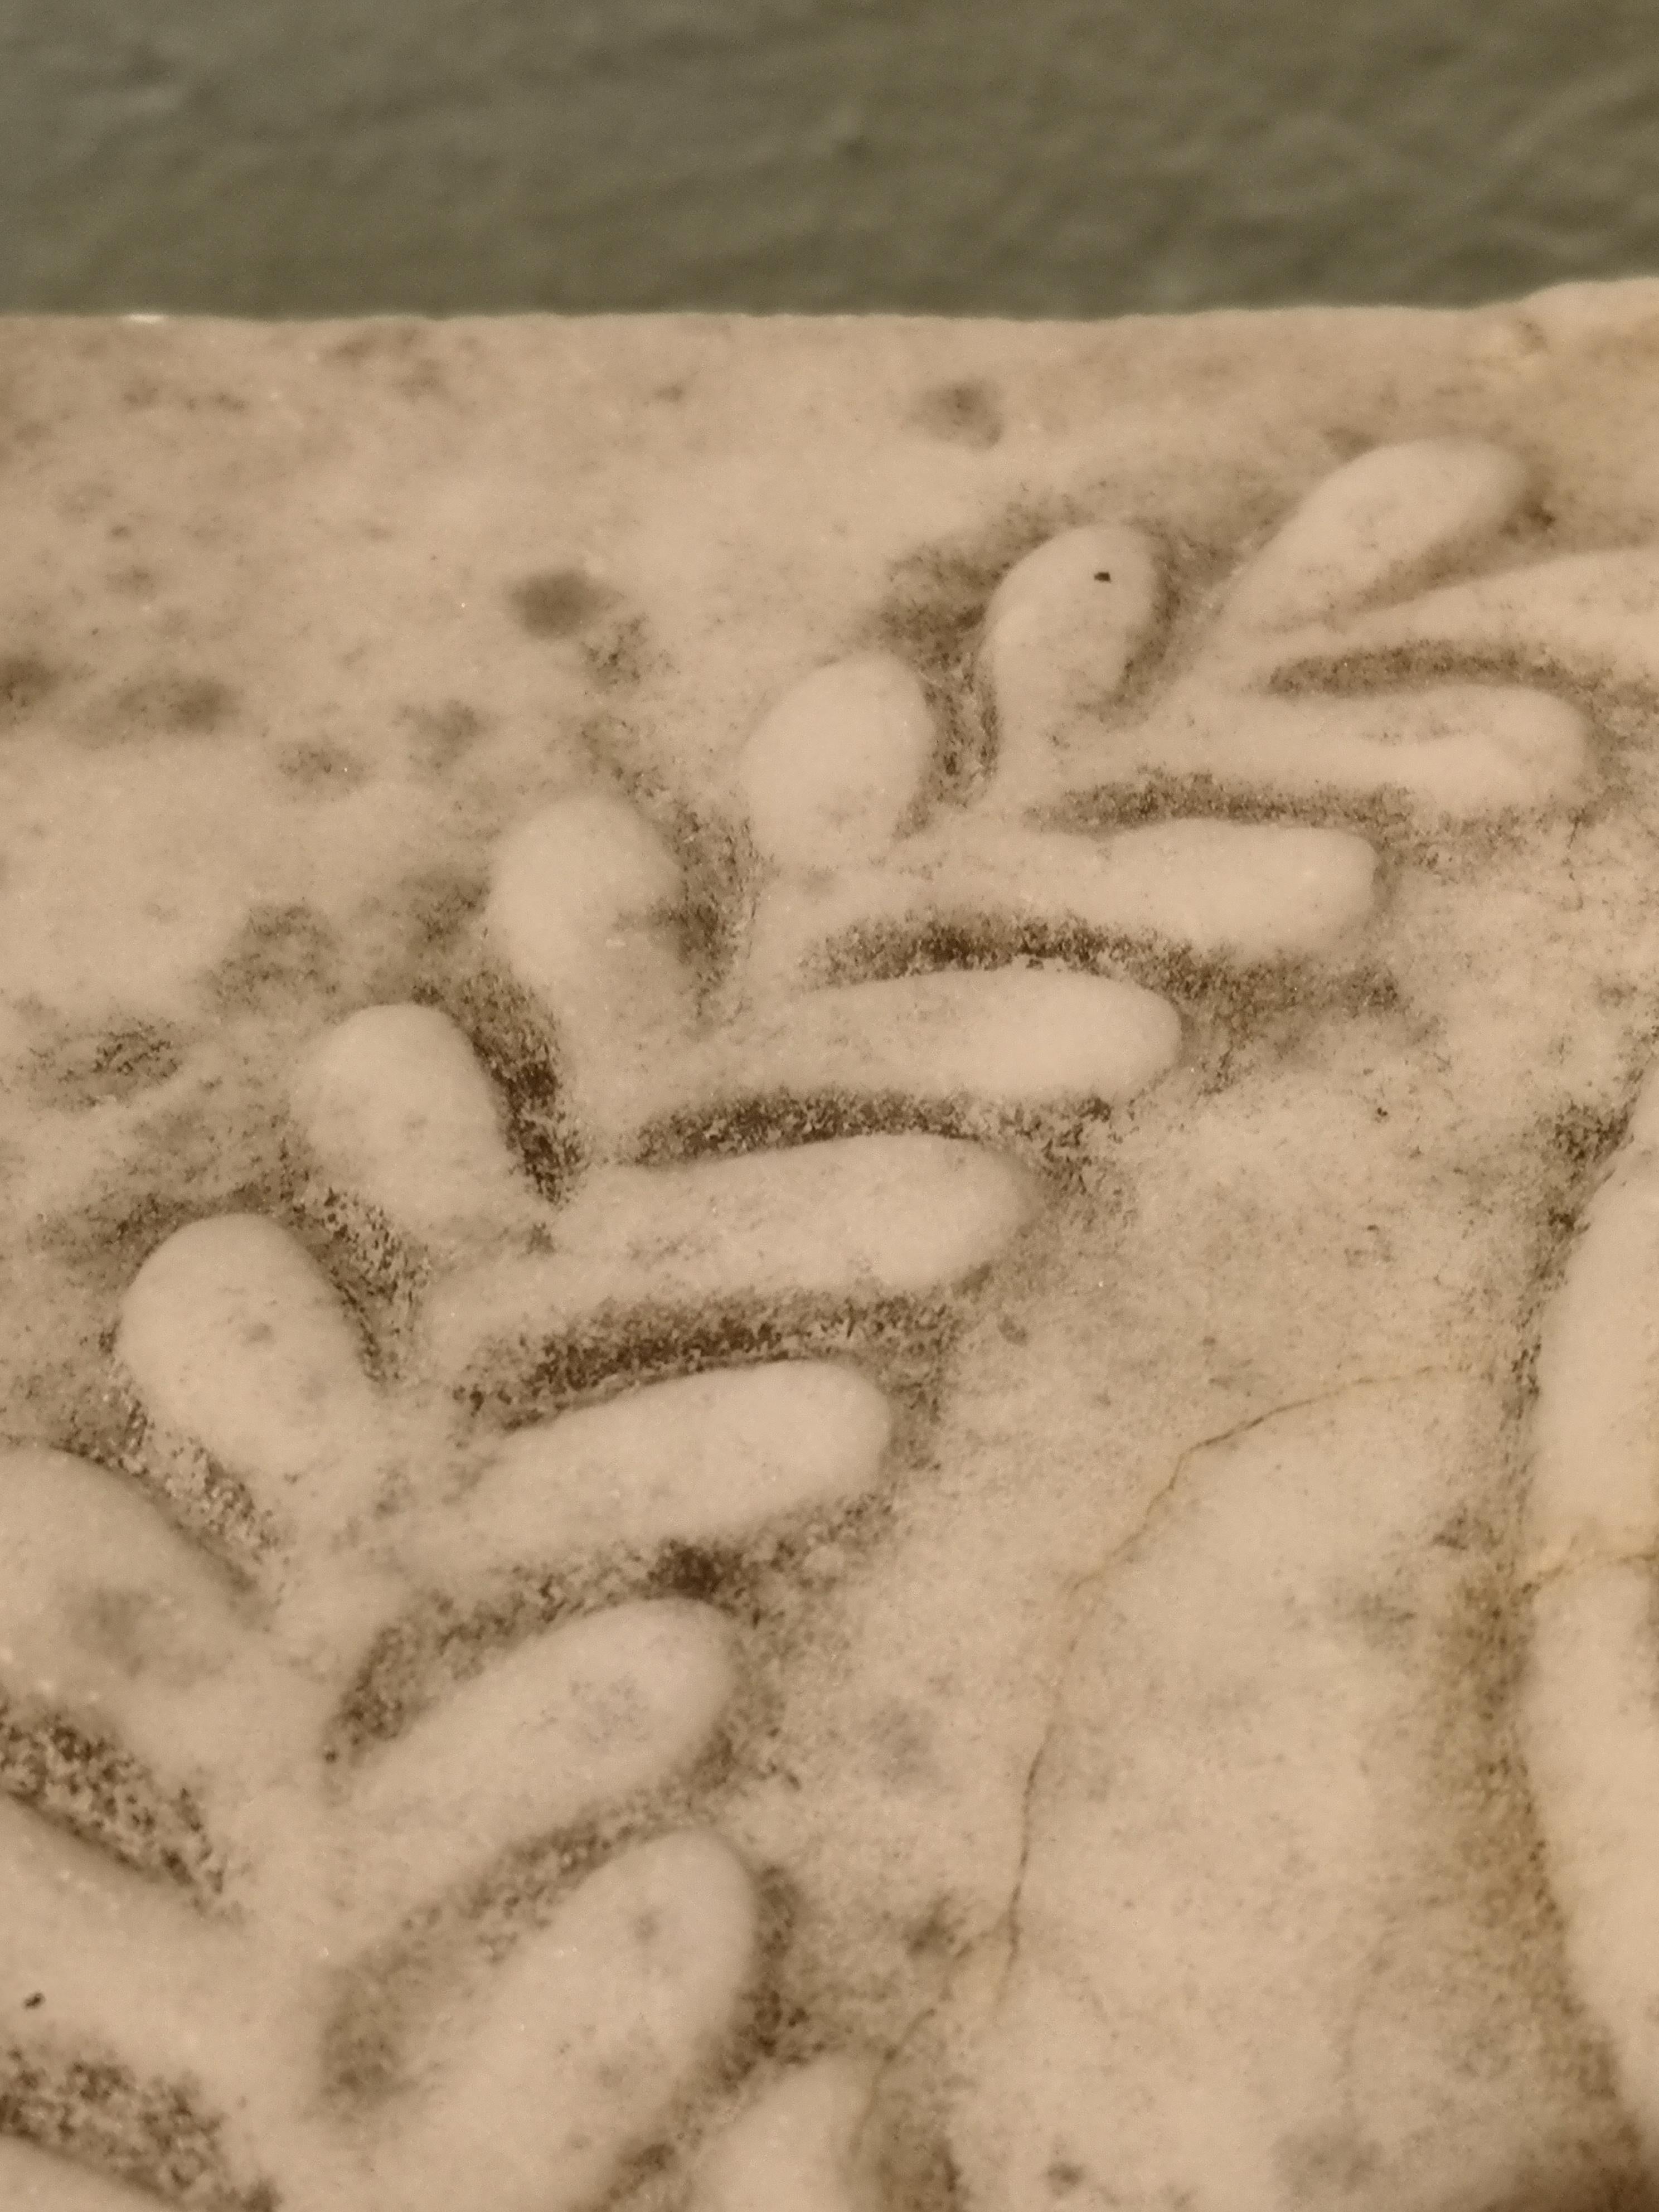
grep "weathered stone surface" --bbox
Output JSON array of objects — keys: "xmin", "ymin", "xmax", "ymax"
[{"xmin": 7, "ymin": 283, "xmax": 1659, "ymax": 2207}]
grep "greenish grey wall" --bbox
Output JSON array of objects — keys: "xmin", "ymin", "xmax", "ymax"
[{"xmin": 3, "ymin": 0, "xmax": 1657, "ymax": 316}]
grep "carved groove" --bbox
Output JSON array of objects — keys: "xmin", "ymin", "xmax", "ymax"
[{"xmin": 2, "ymin": 435, "xmax": 1643, "ymax": 2208}]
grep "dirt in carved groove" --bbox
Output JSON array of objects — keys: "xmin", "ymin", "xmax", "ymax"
[
  {"xmin": 1517, "ymin": 1101, "xmax": 1635, "ymax": 1344},
  {"xmin": 8, "ymin": 352, "xmax": 1659, "ymax": 2210},
  {"xmin": 445, "ymin": 963, "xmax": 584, "ymax": 1199},
  {"xmin": 27, "ymin": 1022, "xmax": 183, "ymax": 1111},
  {"xmin": 865, "ymin": 503, "xmax": 1080, "ymax": 801},
  {"xmin": 0, "ymin": 1704, "xmax": 224, "ymax": 1897},
  {"xmin": 816, "ymin": 908, "xmax": 1404, "ymax": 1028},
  {"xmin": 329, "ymin": 1482, "xmax": 899, "ymax": 1762},
  {"xmin": 633, "ymin": 1083, "xmax": 1106, "ymax": 1173},
  {"xmin": 458, "ymin": 1291, "xmax": 964, "ymax": 1430},
  {"xmin": 0, "ymin": 2050, "xmax": 274, "ymax": 2211}
]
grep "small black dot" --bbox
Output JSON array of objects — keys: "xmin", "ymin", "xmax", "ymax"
[
  {"xmin": 1093, "ymin": 571, "xmax": 1112, "ymax": 581},
  {"xmin": 23, "ymin": 1992, "xmax": 42, "ymax": 2009}
]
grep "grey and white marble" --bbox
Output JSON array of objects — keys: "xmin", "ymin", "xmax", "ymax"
[{"xmin": 6, "ymin": 283, "xmax": 1659, "ymax": 2209}]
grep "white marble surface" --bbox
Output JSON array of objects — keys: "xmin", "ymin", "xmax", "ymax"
[{"xmin": 6, "ymin": 284, "xmax": 1659, "ymax": 2208}]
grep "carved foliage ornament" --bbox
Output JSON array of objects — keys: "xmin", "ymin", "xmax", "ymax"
[{"xmin": 1, "ymin": 438, "xmax": 1652, "ymax": 2208}]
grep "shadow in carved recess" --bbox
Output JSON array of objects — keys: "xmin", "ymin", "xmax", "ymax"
[{"xmin": 2, "ymin": 439, "xmax": 1654, "ymax": 2209}]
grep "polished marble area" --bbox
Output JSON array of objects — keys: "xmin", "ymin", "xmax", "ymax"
[{"xmin": 5, "ymin": 286, "xmax": 1659, "ymax": 2207}]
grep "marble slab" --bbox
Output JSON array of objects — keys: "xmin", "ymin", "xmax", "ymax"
[{"xmin": 6, "ymin": 283, "xmax": 1659, "ymax": 2210}]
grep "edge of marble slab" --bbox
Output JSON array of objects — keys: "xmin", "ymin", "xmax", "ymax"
[{"xmin": 4, "ymin": 271, "xmax": 1659, "ymax": 371}]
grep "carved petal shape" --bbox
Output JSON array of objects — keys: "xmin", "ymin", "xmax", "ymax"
[
  {"xmin": 1214, "ymin": 439, "xmax": 1529, "ymax": 637},
  {"xmin": 1292, "ymin": 544, "xmax": 1659, "ymax": 706},
  {"xmin": 360, "ymin": 1831, "xmax": 756, "ymax": 2212},
  {"xmin": 1063, "ymin": 819, "xmax": 1377, "ymax": 957},
  {"xmin": 344, "ymin": 1600, "xmax": 736, "ymax": 1925},
  {"xmin": 291, "ymin": 1003, "xmax": 533, "ymax": 1251},
  {"xmin": 483, "ymin": 793, "xmax": 693, "ymax": 1132},
  {"xmin": 0, "ymin": 1803, "xmax": 276, "ymax": 2117},
  {"xmin": 428, "ymin": 1136, "xmax": 1035, "ymax": 1389},
  {"xmin": 1103, "ymin": 683, "xmax": 1587, "ymax": 818},
  {"xmin": 747, "ymin": 818, "xmax": 1376, "ymax": 988},
  {"xmin": 553, "ymin": 1137, "xmax": 1035, "ymax": 1299},
  {"xmin": 662, "ymin": 969, "xmax": 1180, "ymax": 1127},
  {"xmin": 692, "ymin": 2054, "xmax": 882, "ymax": 2212},
  {"xmin": 117, "ymin": 1216, "xmax": 386, "ymax": 1551},
  {"xmin": 980, "ymin": 524, "xmax": 1160, "ymax": 805},
  {"xmin": 446, "ymin": 1362, "xmax": 892, "ymax": 1569},
  {"xmin": 739, "ymin": 653, "xmax": 935, "ymax": 872},
  {"xmin": 0, "ymin": 1446, "xmax": 285, "ymax": 1801}
]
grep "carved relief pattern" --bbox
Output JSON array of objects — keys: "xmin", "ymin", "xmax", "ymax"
[
  {"xmin": 1521, "ymin": 1064, "xmax": 1659, "ymax": 2180},
  {"xmin": 0, "ymin": 438, "xmax": 1643, "ymax": 2207}
]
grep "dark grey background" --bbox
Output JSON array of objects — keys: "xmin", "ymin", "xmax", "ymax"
[{"xmin": 3, "ymin": 0, "xmax": 1657, "ymax": 317}]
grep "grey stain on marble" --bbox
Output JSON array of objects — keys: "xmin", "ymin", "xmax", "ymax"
[
  {"xmin": 507, "ymin": 571, "xmax": 655, "ymax": 695},
  {"xmin": 275, "ymin": 740, "xmax": 367, "ymax": 791},
  {"xmin": 401, "ymin": 699, "xmax": 488, "ymax": 774},
  {"xmin": 206, "ymin": 905, "xmax": 341, "ymax": 1015},
  {"xmin": 909, "ymin": 380, "xmax": 1005, "ymax": 450},
  {"xmin": 324, "ymin": 323, "xmax": 454, "ymax": 405},
  {"xmin": 114, "ymin": 672, "xmax": 236, "ymax": 738},
  {"xmin": 507, "ymin": 569, "xmax": 618, "ymax": 641},
  {"xmin": 364, "ymin": 865, "xmax": 491, "ymax": 994},
  {"xmin": 0, "ymin": 651, "xmax": 61, "ymax": 729},
  {"xmin": 579, "ymin": 610, "xmax": 652, "ymax": 689},
  {"xmin": 106, "ymin": 564, "xmax": 162, "ymax": 599}
]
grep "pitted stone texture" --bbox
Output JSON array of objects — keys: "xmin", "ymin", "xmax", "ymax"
[{"xmin": 7, "ymin": 287, "xmax": 1659, "ymax": 2212}]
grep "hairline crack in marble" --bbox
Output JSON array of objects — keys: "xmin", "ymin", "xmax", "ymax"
[{"xmin": 6, "ymin": 280, "xmax": 1659, "ymax": 2210}]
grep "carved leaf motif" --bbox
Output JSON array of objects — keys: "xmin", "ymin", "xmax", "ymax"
[
  {"xmin": 342, "ymin": 1601, "xmax": 736, "ymax": 1932},
  {"xmin": 442, "ymin": 1362, "xmax": 891, "ymax": 1570},
  {"xmin": 1212, "ymin": 438, "xmax": 1530, "ymax": 637},
  {"xmin": 978, "ymin": 523, "xmax": 1160, "ymax": 805},
  {"xmin": 748, "ymin": 818, "xmax": 1378, "ymax": 991},
  {"xmin": 1303, "ymin": 545, "xmax": 1659, "ymax": 705},
  {"xmin": 483, "ymin": 792, "xmax": 695, "ymax": 1136},
  {"xmin": 117, "ymin": 1216, "xmax": 387, "ymax": 1562},
  {"xmin": 353, "ymin": 1833, "xmax": 757, "ymax": 2212},
  {"xmin": 292, "ymin": 1003, "xmax": 535, "ymax": 1257},
  {"xmin": 995, "ymin": 436, "xmax": 1651, "ymax": 825},
  {"xmin": 653, "ymin": 968, "xmax": 1182, "ymax": 1142},
  {"xmin": 0, "ymin": 1447, "xmax": 268, "ymax": 1791},
  {"xmin": 738, "ymin": 652, "xmax": 936, "ymax": 873},
  {"xmin": 1148, "ymin": 685, "xmax": 1588, "ymax": 817},
  {"xmin": 11, "ymin": 434, "xmax": 1636, "ymax": 2207},
  {"xmin": 429, "ymin": 1135, "xmax": 1036, "ymax": 1406}
]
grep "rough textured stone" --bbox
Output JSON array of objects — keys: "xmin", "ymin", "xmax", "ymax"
[{"xmin": 8, "ymin": 284, "xmax": 1659, "ymax": 2208}]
